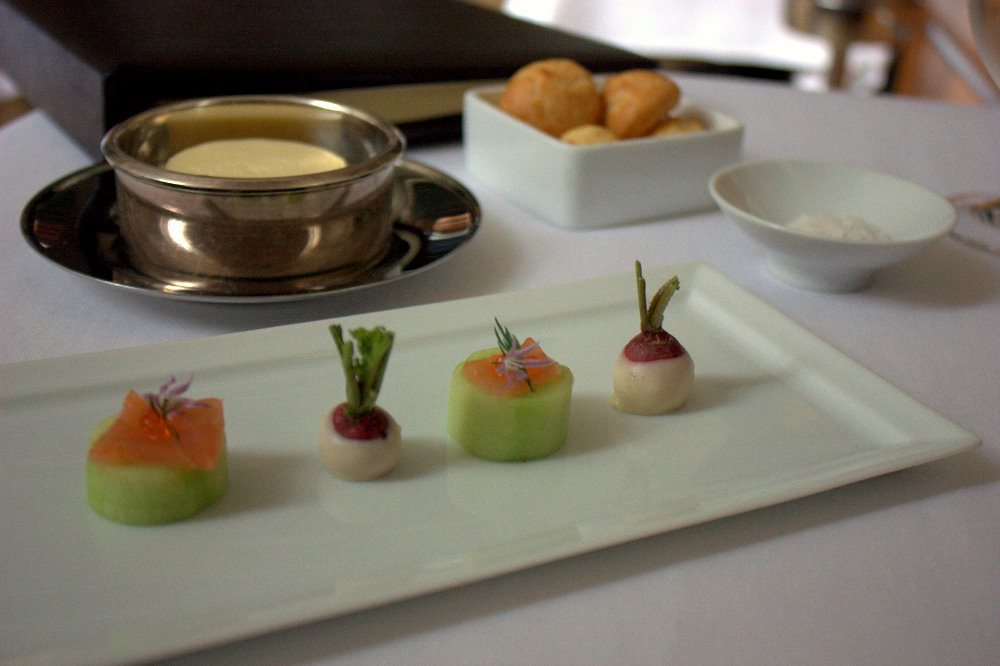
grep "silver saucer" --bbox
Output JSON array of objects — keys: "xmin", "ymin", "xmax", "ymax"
[{"xmin": 21, "ymin": 159, "xmax": 480, "ymax": 303}]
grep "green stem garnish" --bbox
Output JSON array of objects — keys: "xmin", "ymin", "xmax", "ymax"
[
  {"xmin": 635, "ymin": 260, "xmax": 680, "ymax": 333},
  {"xmin": 329, "ymin": 324, "xmax": 394, "ymax": 419}
]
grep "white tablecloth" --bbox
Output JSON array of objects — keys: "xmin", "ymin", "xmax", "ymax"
[{"xmin": 2, "ymin": 74, "xmax": 999, "ymax": 664}]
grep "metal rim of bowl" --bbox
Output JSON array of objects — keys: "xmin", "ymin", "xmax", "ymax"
[{"xmin": 99, "ymin": 94, "xmax": 407, "ymax": 192}]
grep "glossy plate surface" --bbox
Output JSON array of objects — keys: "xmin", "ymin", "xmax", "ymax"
[
  {"xmin": 21, "ymin": 160, "xmax": 480, "ymax": 302},
  {"xmin": 1, "ymin": 262, "xmax": 978, "ymax": 665}
]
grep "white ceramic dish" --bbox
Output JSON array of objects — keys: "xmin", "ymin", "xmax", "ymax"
[
  {"xmin": 1, "ymin": 262, "xmax": 978, "ymax": 665},
  {"xmin": 709, "ymin": 159, "xmax": 957, "ymax": 291},
  {"xmin": 463, "ymin": 82, "xmax": 743, "ymax": 229}
]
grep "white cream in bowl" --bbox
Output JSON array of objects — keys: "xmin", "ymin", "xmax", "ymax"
[{"xmin": 788, "ymin": 213, "xmax": 890, "ymax": 242}]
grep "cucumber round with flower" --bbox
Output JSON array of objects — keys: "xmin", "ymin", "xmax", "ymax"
[
  {"xmin": 85, "ymin": 377, "xmax": 227, "ymax": 525},
  {"xmin": 447, "ymin": 322, "xmax": 573, "ymax": 462}
]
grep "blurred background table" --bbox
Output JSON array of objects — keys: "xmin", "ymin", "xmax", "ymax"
[
  {"xmin": 497, "ymin": 0, "xmax": 999, "ymax": 102},
  {"xmin": 2, "ymin": 0, "xmax": 998, "ymax": 133}
]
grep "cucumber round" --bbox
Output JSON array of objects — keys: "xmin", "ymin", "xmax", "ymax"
[
  {"xmin": 447, "ymin": 349, "xmax": 573, "ymax": 462},
  {"xmin": 86, "ymin": 417, "xmax": 227, "ymax": 525}
]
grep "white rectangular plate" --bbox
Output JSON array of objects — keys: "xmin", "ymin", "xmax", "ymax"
[{"xmin": 1, "ymin": 262, "xmax": 979, "ymax": 665}]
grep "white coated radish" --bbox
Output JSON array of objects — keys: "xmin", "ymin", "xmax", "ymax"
[
  {"xmin": 611, "ymin": 261, "xmax": 694, "ymax": 414},
  {"xmin": 318, "ymin": 325, "xmax": 401, "ymax": 481},
  {"xmin": 318, "ymin": 405, "xmax": 401, "ymax": 481}
]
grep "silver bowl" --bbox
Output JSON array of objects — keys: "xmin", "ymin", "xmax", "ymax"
[{"xmin": 100, "ymin": 95, "xmax": 406, "ymax": 288}]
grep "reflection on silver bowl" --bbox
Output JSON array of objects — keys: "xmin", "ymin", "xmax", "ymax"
[{"xmin": 100, "ymin": 95, "xmax": 405, "ymax": 285}]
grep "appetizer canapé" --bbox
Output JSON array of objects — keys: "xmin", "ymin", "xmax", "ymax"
[
  {"xmin": 611, "ymin": 262, "xmax": 694, "ymax": 414},
  {"xmin": 447, "ymin": 320, "xmax": 573, "ymax": 461},
  {"xmin": 86, "ymin": 376, "xmax": 227, "ymax": 525},
  {"xmin": 318, "ymin": 324, "xmax": 401, "ymax": 481}
]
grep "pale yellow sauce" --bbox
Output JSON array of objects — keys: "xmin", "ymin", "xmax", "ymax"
[{"xmin": 164, "ymin": 138, "xmax": 347, "ymax": 178}]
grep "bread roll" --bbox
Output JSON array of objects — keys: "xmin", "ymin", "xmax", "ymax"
[
  {"xmin": 603, "ymin": 70, "xmax": 681, "ymax": 139},
  {"xmin": 500, "ymin": 59, "xmax": 603, "ymax": 137},
  {"xmin": 650, "ymin": 115, "xmax": 707, "ymax": 137},
  {"xmin": 560, "ymin": 124, "xmax": 618, "ymax": 145}
]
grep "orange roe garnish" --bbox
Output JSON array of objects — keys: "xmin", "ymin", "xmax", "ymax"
[{"xmin": 139, "ymin": 406, "xmax": 176, "ymax": 441}]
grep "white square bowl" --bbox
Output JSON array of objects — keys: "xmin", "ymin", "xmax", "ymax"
[{"xmin": 463, "ymin": 81, "xmax": 743, "ymax": 229}]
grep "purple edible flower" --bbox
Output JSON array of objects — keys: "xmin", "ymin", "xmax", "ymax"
[
  {"xmin": 493, "ymin": 319, "xmax": 554, "ymax": 391},
  {"xmin": 143, "ymin": 374, "xmax": 208, "ymax": 422}
]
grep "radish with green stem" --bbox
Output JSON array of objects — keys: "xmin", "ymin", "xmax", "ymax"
[
  {"xmin": 611, "ymin": 261, "xmax": 694, "ymax": 414},
  {"xmin": 318, "ymin": 324, "xmax": 401, "ymax": 480}
]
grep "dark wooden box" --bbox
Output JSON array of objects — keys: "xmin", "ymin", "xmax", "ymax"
[{"xmin": 0, "ymin": 0, "xmax": 653, "ymax": 157}]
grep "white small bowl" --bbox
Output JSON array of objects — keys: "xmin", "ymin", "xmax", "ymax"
[
  {"xmin": 709, "ymin": 159, "xmax": 956, "ymax": 291},
  {"xmin": 463, "ymin": 81, "xmax": 743, "ymax": 229}
]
